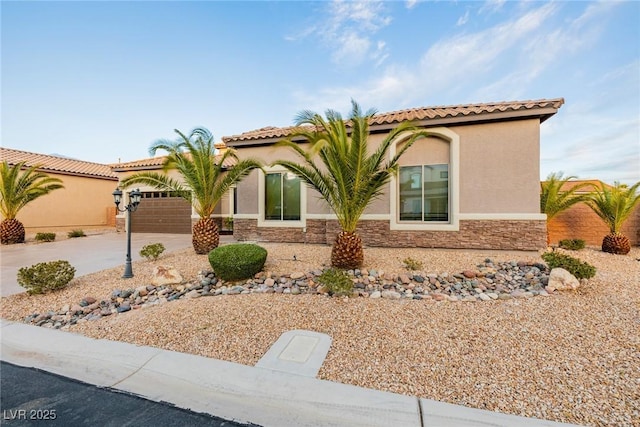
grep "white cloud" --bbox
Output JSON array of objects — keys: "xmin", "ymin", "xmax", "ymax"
[
  {"xmin": 479, "ymin": 0, "xmax": 506, "ymax": 15},
  {"xmin": 457, "ymin": 9, "xmax": 470, "ymax": 26},
  {"xmin": 405, "ymin": 0, "xmax": 419, "ymax": 10},
  {"xmin": 293, "ymin": 0, "xmax": 392, "ymax": 67}
]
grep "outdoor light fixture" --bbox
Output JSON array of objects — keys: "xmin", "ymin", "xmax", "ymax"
[{"xmin": 113, "ymin": 187, "xmax": 142, "ymax": 278}]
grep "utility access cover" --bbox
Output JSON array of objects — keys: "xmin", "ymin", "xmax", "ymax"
[{"xmin": 255, "ymin": 330, "xmax": 332, "ymax": 378}]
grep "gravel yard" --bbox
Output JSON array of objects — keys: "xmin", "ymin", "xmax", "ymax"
[{"xmin": 1, "ymin": 242, "xmax": 639, "ymax": 427}]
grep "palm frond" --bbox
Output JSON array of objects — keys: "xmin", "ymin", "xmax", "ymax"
[
  {"xmin": 586, "ymin": 181, "xmax": 640, "ymax": 233},
  {"xmin": 273, "ymin": 100, "xmax": 427, "ymax": 232},
  {"xmin": 540, "ymin": 172, "xmax": 594, "ymax": 220},
  {"xmin": 121, "ymin": 128, "xmax": 261, "ymax": 218},
  {"xmin": 0, "ymin": 161, "xmax": 64, "ymax": 219}
]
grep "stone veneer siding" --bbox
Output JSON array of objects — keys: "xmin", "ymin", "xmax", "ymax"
[{"xmin": 234, "ymin": 218, "xmax": 547, "ymax": 250}]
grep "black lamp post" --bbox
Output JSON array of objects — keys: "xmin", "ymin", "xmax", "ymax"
[{"xmin": 113, "ymin": 187, "xmax": 142, "ymax": 278}]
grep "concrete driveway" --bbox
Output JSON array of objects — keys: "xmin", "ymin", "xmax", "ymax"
[{"xmin": 0, "ymin": 232, "xmax": 193, "ymax": 297}]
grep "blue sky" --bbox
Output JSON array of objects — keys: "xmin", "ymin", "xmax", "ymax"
[{"xmin": 2, "ymin": 0, "xmax": 639, "ymax": 184}]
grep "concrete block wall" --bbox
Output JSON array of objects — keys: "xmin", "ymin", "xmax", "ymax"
[{"xmin": 548, "ymin": 203, "xmax": 640, "ymax": 246}]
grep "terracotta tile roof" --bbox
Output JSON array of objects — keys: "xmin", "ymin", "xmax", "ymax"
[
  {"xmin": 111, "ymin": 149, "xmax": 236, "ymax": 171},
  {"xmin": 0, "ymin": 147, "xmax": 118, "ymax": 180},
  {"xmin": 223, "ymin": 98, "xmax": 564, "ymax": 144}
]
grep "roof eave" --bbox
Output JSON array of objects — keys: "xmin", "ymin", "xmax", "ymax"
[{"xmin": 225, "ymin": 106, "xmax": 562, "ymax": 147}]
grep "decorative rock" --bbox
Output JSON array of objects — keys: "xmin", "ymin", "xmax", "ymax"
[
  {"xmin": 381, "ymin": 290, "xmax": 401, "ymax": 299},
  {"xmin": 151, "ymin": 266, "xmax": 183, "ymax": 286},
  {"xmin": 25, "ymin": 259, "xmax": 560, "ymax": 329},
  {"xmin": 117, "ymin": 304, "xmax": 131, "ymax": 313},
  {"xmin": 547, "ymin": 268, "xmax": 580, "ymax": 292},
  {"xmin": 186, "ymin": 290, "xmax": 200, "ymax": 298},
  {"xmin": 478, "ymin": 293, "xmax": 491, "ymax": 301}
]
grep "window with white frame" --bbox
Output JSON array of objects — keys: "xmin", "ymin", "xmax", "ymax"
[
  {"xmin": 264, "ymin": 172, "xmax": 301, "ymax": 221},
  {"xmin": 399, "ymin": 164, "xmax": 449, "ymax": 222}
]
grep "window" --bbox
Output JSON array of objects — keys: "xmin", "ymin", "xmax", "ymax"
[
  {"xmin": 264, "ymin": 172, "xmax": 301, "ymax": 221},
  {"xmin": 399, "ymin": 164, "xmax": 449, "ymax": 222}
]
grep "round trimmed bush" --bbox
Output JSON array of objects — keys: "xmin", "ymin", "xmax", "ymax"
[{"xmin": 208, "ymin": 244, "xmax": 267, "ymax": 281}]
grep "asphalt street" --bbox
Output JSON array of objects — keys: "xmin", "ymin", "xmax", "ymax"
[{"xmin": 0, "ymin": 362, "xmax": 259, "ymax": 427}]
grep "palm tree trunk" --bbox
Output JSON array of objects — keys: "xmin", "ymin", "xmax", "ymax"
[{"xmin": 331, "ymin": 231, "xmax": 364, "ymax": 269}]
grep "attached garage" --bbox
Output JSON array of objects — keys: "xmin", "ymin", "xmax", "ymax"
[{"xmin": 131, "ymin": 191, "xmax": 192, "ymax": 234}]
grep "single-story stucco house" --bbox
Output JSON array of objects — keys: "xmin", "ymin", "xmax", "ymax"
[
  {"xmin": 0, "ymin": 147, "xmax": 119, "ymax": 232},
  {"xmin": 222, "ymin": 98, "xmax": 565, "ymax": 251}
]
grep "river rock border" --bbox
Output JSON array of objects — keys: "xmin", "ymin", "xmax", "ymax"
[{"xmin": 24, "ymin": 259, "xmax": 557, "ymax": 330}]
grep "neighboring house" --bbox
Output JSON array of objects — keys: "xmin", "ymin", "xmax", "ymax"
[
  {"xmin": 222, "ymin": 98, "xmax": 565, "ymax": 251},
  {"xmin": 110, "ymin": 143, "xmax": 232, "ymax": 234},
  {"xmin": 0, "ymin": 147, "xmax": 118, "ymax": 232},
  {"xmin": 547, "ymin": 180, "xmax": 640, "ymax": 246}
]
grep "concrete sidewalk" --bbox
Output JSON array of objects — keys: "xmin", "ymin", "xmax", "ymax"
[{"xmin": 1, "ymin": 320, "xmax": 581, "ymax": 427}]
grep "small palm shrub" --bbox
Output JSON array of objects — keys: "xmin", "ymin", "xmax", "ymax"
[
  {"xmin": 67, "ymin": 229, "xmax": 86, "ymax": 238},
  {"xmin": 208, "ymin": 244, "xmax": 267, "ymax": 281},
  {"xmin": 17, "ymin": 260, "xmax": 76, "ymax": 295},
  {"xmin": 541, "ymin": 251, "xmax": 596, "ymax": 280},
  {"xmin": 35, "ymin": 232, "xmax": 56, "ymax": 242},
  {"xmin": 558, "ymin": 239, "xmax": 585, "ymax": 251},
  {"xmin": 403, "ymin": 257, "xmax": 423, "ymax": 270},
  {"xmin": 140, "ymin": 243, "xmax": 166, "ymax": 260},
  {"xmin": 318, "ymin": 268, "xmax": 354, "ymax": 297},
  {"xmin": 586, "ymin": 181, "xmax": 640, "ymax": 255}
]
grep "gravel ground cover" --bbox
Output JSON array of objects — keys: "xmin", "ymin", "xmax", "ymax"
[{"xmin": 1, "ymin": 242, "xmax": 638, "ymax": 427}]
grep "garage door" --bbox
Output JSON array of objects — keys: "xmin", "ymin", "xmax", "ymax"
[{"xmin": 131, "ymin": 191, "xmax": 192, "ymax": 233}]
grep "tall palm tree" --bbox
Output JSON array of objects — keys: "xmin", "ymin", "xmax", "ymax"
[
  {"xmin": 274, "ymin": 100, "xmax": 429, "ymax": 269},
  {"xmin": 0, "ymin": 161, "xmax": 64, "ymax": 244},
  {"xmin": 586, "ymin": 180, "xmax": 640, "ymax": 255},
  {"xmin": 540, "ymin": 172, "xmax": 594, "ymax": 245},
  {"xmin": 119, "ymin": 127, "xmax": 261, "ymax": 254}
]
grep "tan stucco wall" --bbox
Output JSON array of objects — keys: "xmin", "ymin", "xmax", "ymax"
[
  {"xmin": 232, "ymin": 119, "xmax": 542, "ymax": 217},
  {"xmin": 455, "ymin": 120, "xmax": 540, "ymax": 214},
  {"xmin": 16, "ymin": 173, "xmax": 117, "ymax": 230}
]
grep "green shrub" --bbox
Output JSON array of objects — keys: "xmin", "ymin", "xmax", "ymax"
[
  {"xmin": 403, "ymin": 257, "xmax": 423, "ymax": 271},
  {"xmin": 318, "ymin": 268, "xmax": 354, "ymax": 297},
  {"xmin": 140, "ymin": 243, "xmax": 166, "ymax": 260},
  {"xmin": 223, "ymin": 217, "xmax": 234, "ymax": 230},
  {"xmin": 559, "ymin": 239, "xmax": 586, "ymax": 250},
  {"xmin": 17, "ymin": 260, "xmax": 76, "ymax": 295},
  {"xmin": 67, "ymin": 229, "xmax": 86, "ymax": 238},
  {"xmin": 541, "ymin": 251, "xmax": 596, "ymax": 280},
  {"xmin": 208, "ymin": 244, "xmax": 267, "ymax": 281},
  {"xmin": 35, "ymin": 232, "xmax": 56, "ymax": 242}
]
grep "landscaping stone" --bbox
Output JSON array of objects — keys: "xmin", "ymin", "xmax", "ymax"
[
  {"xmin": 151, "ymin": 265, "xmax": 183, "ymax": 286},
  {"xmin": 547, "ymin": 268, "xmax": 580, "ymax": 292},
  {"xmin": 22, "ymin": 259, "xmax": 565, "ymax": 329}
]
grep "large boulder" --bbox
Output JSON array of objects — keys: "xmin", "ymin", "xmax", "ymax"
[
  {"xmin": 151, "ymin": 266, "xmax": 183, "ymax": 286},
  {"xmin": 546, "ymin": 268, "xmax": 580, "ymax": 292}
]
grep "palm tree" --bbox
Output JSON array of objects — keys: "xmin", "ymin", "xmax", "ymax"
[
  {"xmin": 273, "ymin": 100, "xmax": 429, "ymax": 269},
  {"xmin": 119, "ymin": 127, "xmax": 261, "ymax": 254},
  {"xmin": 586, "ymin": 180, "xmax": 640, "ymax": 255},
  {"xmin": 0, "ymin": 161, "xmax": 64, "ymax": 244},
  {"xmin": 540, "ymin": 172, "xmax": 594, "ymax": 245}
]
